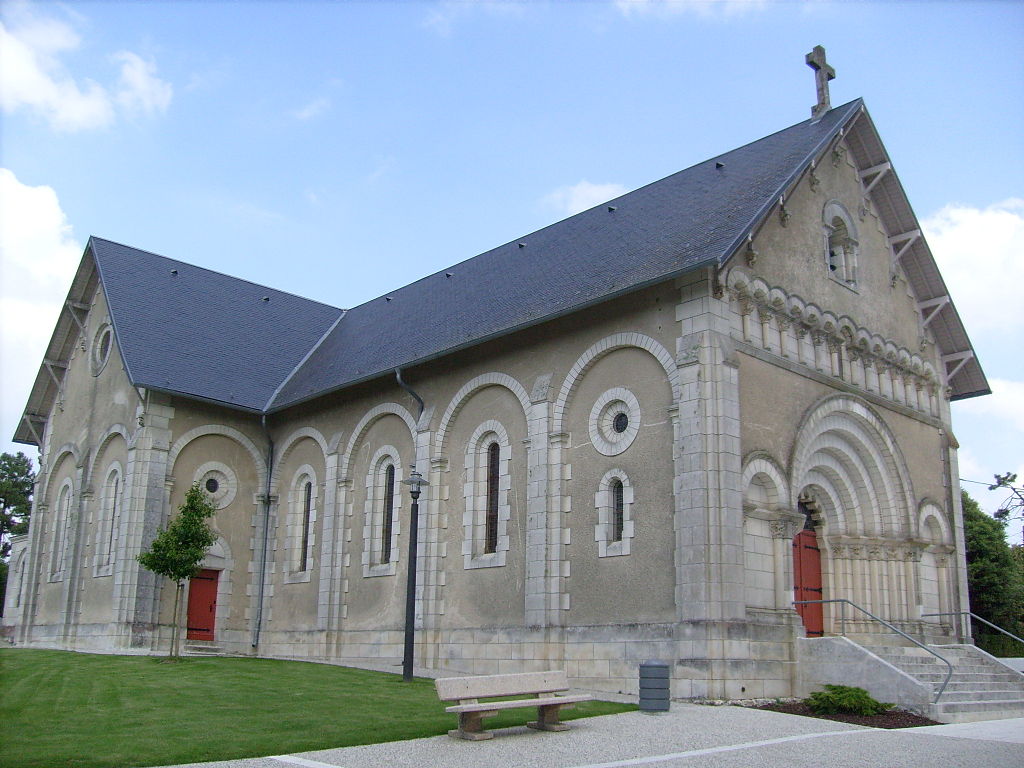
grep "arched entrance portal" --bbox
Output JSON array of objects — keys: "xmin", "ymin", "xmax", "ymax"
[{"xmin": 793, "ymin": 502, "xmax": 823, "ymax": 637}]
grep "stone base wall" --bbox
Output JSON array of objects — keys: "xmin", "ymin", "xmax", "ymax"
[{"xmin": 12, "ymin": 614, "xmax": 807, "ymax": 701}]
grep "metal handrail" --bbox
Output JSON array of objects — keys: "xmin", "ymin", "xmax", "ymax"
[
  {"xmin": 794, "ymin": 598, "xmax": 953, "ymax": 703},
  {"xmin": 921, "ymin": 611, "xmax": 1024, "ymax": 649}
]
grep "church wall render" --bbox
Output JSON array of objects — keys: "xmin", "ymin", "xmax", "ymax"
[{"xmin": 4, "ymin": 109, "xmax": 981, "ymax": 703}]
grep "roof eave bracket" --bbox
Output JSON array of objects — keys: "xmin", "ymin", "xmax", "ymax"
[
  {"xmin": 942, "ymin": 350, "xmax": 974, "ymax": 382},
  {"xmin": 918, "ymin": 296, "xmax": 950, "ymax": 327}
]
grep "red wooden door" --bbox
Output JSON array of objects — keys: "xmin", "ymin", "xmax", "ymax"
[
  {"xmin": 186, "ymin": 569, "xmax": 219, "ymax": 641},
  {"xmin": 793, "ymin": 529, "xmax": 824, "ymax": 637}
]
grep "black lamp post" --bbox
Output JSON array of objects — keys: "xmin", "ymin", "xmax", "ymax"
[{"xmin": 401, "ymin": 466, "xmax": 428, "ymax": 682}]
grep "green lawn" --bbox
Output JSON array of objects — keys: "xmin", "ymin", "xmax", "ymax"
[{"xmin": 0, "ymin": 649, "xmax": 635, "ymax": 768}]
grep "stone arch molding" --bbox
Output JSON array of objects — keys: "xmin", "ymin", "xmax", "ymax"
[
  {"xmin": 340, "ymin": 402, "xmax": 418, "ymax": 480},
  {"xmin": 270, "ymin": 426, "xmax": 330, "ymax": 492},
  {"xmin": 917, "ymin": 500, "xmax": 953, "ymax": 546},
  {"xmin": 790, "ymin": 394, "xmax": 915, "ymax": 539},
  {"xmin": 39, "ymin": 443, "xmax": 83, "ymax": 501},
  {"xmin": 741, "ymin": 452, "xmax": 790, "ymax": 511},
  {"xmin": 86, "ymin": 424, "xmax": 131, "ymax": 488},
  {"xmin": 553, "ymin": 333, "xmax": 679, "ymax": 433},
  {"xmin": 434, "ymin": 372, "xmax": 531, "ymax": 454},
  {"xmin": 167, "ymin": 425, "xmax": 268, "ymax": 491}
]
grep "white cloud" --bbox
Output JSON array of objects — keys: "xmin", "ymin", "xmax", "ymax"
[
  {"xmin": 424, "ymin": 0, "xmax": 525, "ymax": 36},
  {"xmin": 615, "ymin": 0, "xmax": 767, "ymax": 18},
  {"xmin": 114, "ymin": 51, "xmax": 173, "ymax": 117},
  {"xmin": 293, "ymin": 97, "xmax": 331, "ymax": 122},
  {"xmin": 0, "ymin": 16, "xmax": 114, "ymax": 131},
  {"xmin": 0, "ymin": 5, "xmax": 171, "ymax": 131},
  {"xmin": 0, "ymin": 169, "xmax": 82, "ymax": 457},
  {"xmin": 923, "ymin": 198, "xmax": 1024, "ymax": 333},
  {"xmin": 543, "ymin": 180, "xmax": 629, "ymax": 217}
]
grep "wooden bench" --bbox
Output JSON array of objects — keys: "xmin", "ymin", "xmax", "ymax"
[{"xmin": 435, "ymin": 670, "xmax": 593, "ymax": 740}]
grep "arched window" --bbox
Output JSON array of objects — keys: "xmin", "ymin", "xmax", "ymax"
[
  {"xmin": 285, "ymin": 466, "xmax": 318, "ymax": 581},
  {"xmin": 51, "ymin": 481, "xmax": 73, "ymax": 579},
  {"xmin": 595, "ymin": 469, "xmax": 634, "ymax": 557},
  {"xmin": 299, "ymin": 481, "xmax": 313, "ymax": 572},
  {"xmin": 484, "ymin": 442, "xmax": 500, "ymax": 554},
  {"xmin": 95, "ymin": 465, "xmax": 122, "ymax": 576},
  {"xmin": 362, "ymin": 447, "xmax": 402, "ymax": 577},
  {"xmin": 381, "ymin": 464, "xmax": 396, "ymax": 564},
  {"xmin": 14, "ymin": 551, "xmax": 27, "ymax": 608},
  {"xmin": 823, "ymin": 201, "xmax": 858, "ymax": 287},
  {"xmin": 610, "ymin": 478, "xmax": 624, "ymax": 543},
  {"xmin": 463, "ymin": 420, "xmax": 512, "ymax": 569}
]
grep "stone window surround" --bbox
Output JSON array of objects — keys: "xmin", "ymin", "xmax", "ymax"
[
  {"xmin": 362, "ymin": 446, "xmax": 403, "ymax": 578},
  {"xmin": 589, "ymin": 388, "xmax": 642, "ymax": 457},
  {"xmin": 284, "ymin": 464, "xmax": 318, "ymax": 583},
  {"xmin": 93, "ymin": 462, "xmax": 123, "ymax": 577},
  {"xmin": 193, "ymin": 461, "xmax": 238, "ymax": 510},
  {"xmin": 823, "ymin": 200, "xmax": 859, "ymax": 289},
  {"xmin": 49, "ymin": 478, "xmax": 74, "ymax": 581},
  {"xmin": 462, "ymin": 420, "xmax": 512, "ymax": 569},
  {"xmin": 90, "ymin": 322, "xmax": 114, "ymax": 376},
  {"xmin": 594, "ymin": 468, "xmax": 635, "ymax": 557}
]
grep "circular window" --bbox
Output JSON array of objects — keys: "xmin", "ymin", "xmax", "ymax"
[
  {"xmin": 91, "ymin": 324, "xmax": 114, "ymax": 376},
  {"xmin": 589, "ymin": 388, "xmax": 641, "ymax": 456},
  {"xmin": 193, "ymin": 462, "xmax": 237, "ymax": 509}
]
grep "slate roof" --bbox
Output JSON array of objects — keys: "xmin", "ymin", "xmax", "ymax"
[
  {"xmin": 91, "ymin": 238, "xmax": 343, "ymax": 412},
  {"xmin": 270, "ymin": 100, "xmax": 867, "ymax": 410},
  {"xmin": 14, "ymin": 98, "xmax": 989, "ymax": 445}
]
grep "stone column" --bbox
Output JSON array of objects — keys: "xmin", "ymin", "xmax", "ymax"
[
  {"xmin": 317, "ymin": 445, "xmax": 343, "ymax": 635},
  {"xmin": 524, "ymin": 381, "xmax": 552, "ymax": 627},
  {"xmin": 118, "ymin": 396, "xmax": 174, "ymax": 650}
]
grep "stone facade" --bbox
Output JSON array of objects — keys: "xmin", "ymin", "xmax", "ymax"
[{"xmin": 3, "ymin": 115, "xmax": 980, "ymax": 701}]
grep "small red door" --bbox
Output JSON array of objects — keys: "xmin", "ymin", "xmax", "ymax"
[
  {"xmin": 793, "ymin": 529, "xmax": 824, "ymax": 637},
  {"xmin": 186, "ymin": 569, "xmax": 219, "ymax": 641}
]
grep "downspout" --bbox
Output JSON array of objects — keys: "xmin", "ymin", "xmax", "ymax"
[
  {"xmin": 395, "ymin": 368, "xmax": 425, "ymax": 421},
  {"xmin": 252, "ymin": 413, "xmax": 275, "ymax": 648}
]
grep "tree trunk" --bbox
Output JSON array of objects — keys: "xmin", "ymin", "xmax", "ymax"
[{"xmin": 170, "ymin": 581, "xmax": 183, "ymax": 657}]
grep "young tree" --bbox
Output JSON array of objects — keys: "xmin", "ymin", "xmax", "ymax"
[
  {"xmin": 1, "ymin": 452, "xmax": 36, "ymax": 615},
  {"xmin": 137, "ymin": 483, "xmax": 217, "ymax": 657},
  {"xmin": 962, "ymin": 490, "xmax": 1024, "ymax": 655}
]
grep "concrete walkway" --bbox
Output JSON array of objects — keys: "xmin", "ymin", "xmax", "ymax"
[{"xmin": 158, "ymin": 705, "xmax": 1024, "ymax": 768}]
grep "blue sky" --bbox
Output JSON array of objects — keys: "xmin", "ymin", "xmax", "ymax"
[{"xmin": 1, "ymin": 0, "xmax": 1022, "ymax": 539}]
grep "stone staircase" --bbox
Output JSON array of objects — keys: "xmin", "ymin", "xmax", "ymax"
[
  {"xmin": 182, "ymin": 640, "xmax": 225, "ymax": 657},
  {"xmin": 864, "ymin": 642, "xmax": 1024, "ymax": 723}
]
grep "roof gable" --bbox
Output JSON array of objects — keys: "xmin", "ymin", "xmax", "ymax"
[{"xmin": 88, "ymin": 237, "xmax": 344, "ymax": 411}]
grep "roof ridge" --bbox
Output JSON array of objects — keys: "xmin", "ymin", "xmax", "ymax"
[
  {"xmin": 265, "ymin": 308, "xmax": 348, "ymax": 412},
  {"xmin": 336, "ymin": 99, "xmax": 867, "ymax": 316}
]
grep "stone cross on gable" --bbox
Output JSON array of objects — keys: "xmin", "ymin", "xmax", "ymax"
[{"xmin": 806, "ymin": 45, "xmax": 835, "ymax": 121}]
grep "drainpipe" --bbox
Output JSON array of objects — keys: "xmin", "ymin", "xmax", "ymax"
[
  {"xmin": 252, "ymin": 414, "xmax": 275, "ymax": 648},
  {"xmin": 395, "ymin": 368, "xmax": 424, "ymax": 421}
]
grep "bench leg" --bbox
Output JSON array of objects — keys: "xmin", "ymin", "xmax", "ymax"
[
  {"xmin": 527, "ymin": 703, "xmax": 572, "ymax": 732},
  {"xmin": 449, "ymin": 711, "xmax": 494, "ymax": 740}
]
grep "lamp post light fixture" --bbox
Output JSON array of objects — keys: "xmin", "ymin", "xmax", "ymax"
[{"xmin": 401, "ymin": 466, "xmax": 428, "ymax": 682}]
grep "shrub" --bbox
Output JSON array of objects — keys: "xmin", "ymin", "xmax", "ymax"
[{"xmin": 804, "ymin": 685, "xmax": 892, "ymax": 716}]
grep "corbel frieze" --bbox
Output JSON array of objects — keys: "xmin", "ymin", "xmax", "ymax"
[{"xmin": 723, "ymin": 267, "xmax": 940, "ymax": 415}]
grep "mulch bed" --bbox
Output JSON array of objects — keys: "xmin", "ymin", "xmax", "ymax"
[{"xmin": 755, "ymin": 701, "xmax": 941, "ymax": 729}]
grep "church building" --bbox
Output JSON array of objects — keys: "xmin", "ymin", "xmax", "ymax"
[{"xmin": 5, "ymin": 51, "xmax": 1007, "ymax": 717}]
